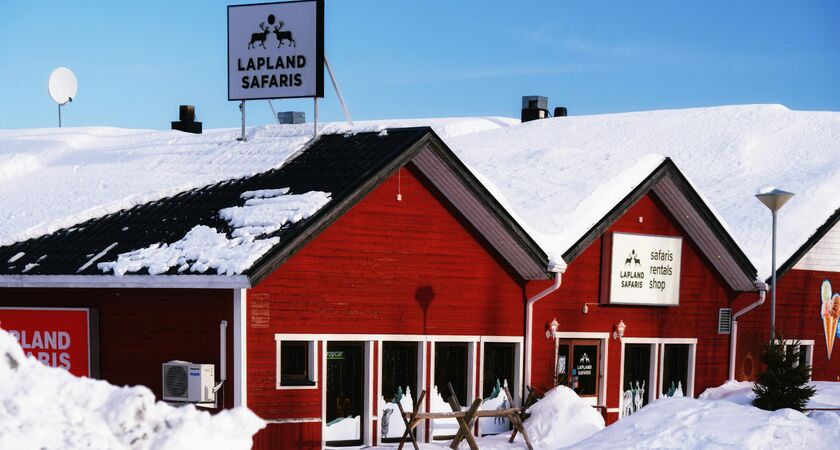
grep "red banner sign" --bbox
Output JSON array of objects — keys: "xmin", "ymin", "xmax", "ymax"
[{"xmin": 0, "ymin": 308, "xmax": 91, "ymax": 377}]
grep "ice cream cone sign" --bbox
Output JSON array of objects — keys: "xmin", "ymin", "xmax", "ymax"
[{"xmin": 819, "ymin": 280, "xmax": 840, "ymax": 359}]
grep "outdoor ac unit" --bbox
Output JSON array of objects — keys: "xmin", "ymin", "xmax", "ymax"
[{"xmin": 162, "ymin": 361, "xmax": 216, "ymax": 403}]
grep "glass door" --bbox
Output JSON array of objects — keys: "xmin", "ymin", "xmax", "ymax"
[
  {"xmin": 380, "ymin": 342, "xmax": 419, "ymax": 443},
  {"xmin": 480, "ymin": 342, "xmax": 515, "ymax": 435},
  {"xmin": 556, "ymin": 339, "xmax": 600, "ymax": 404},
  {"xmin": 325, "ymin": 342, "xmax": 364, "ymax": 447},
  {"xmin": 432, "ymin": 342, "xmax": 468, "ymax": 440}
]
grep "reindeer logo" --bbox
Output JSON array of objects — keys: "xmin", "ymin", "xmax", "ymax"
[
  {"xmin": 273, "ymin": 21, "xmax": 296, "ymax": 47},
  {"xmin": 624, "ymin": 250, "xmax": 642, "ymax": 268},
  {"xmin": 247, "ymin": 14, "xmax": 297, "ymax": 50},
  {"xmin": 248, "ymin": 21, "xmax": 270, "ymax": 49}
]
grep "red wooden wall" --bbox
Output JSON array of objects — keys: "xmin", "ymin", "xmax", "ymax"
[
  {"xmin": 247, "ymin": 163, "xmax": 528, "ymax": 447},
  {"xmin": 527, "ymin": 193, "xmax": 740, "ymax": 423},
  {"xmin": 0, "ymin": 288, "xmax": 234, "ymax": 408},
  {"xmin": 733, "ymin": 269, "xmax": 840, "ymax": 381}
]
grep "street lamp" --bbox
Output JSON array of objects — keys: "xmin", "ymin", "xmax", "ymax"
[{"xmin": 756, "ymin": 188, "xmax": 794, "ymax": 342}]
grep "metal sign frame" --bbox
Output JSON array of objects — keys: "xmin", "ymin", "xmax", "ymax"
[{"xmin": 227, "ymin": 0, "xmax": 324, "ymax": 101}]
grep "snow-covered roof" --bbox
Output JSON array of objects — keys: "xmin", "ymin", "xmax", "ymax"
[
  {"xmin": 0, "ymin": 117, "xmax": 514, "ymax": 249},
  {"xmin": 447, "ymin": 104, "xmax": 840, "ymax": 280},
  {"xmin": 1, "ymin": 105, "xmax": 838, "ymax": 281}
]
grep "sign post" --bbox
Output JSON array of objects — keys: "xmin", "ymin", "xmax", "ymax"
[{"xmin": 228, "ymin": 0, "xmax": 324, "ymax": 137}]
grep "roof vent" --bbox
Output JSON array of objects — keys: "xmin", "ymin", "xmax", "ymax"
[
  {"xmin": 171, "ymin": 105, "xmax": 203, "ymax": 134},
  {"xmin": 718, "ymin": 308, "xmax": 732, "ymax": 334},
  {"xmin": 278, "ymin": 111, "xmax": 306, "ymax": 124},
  {"xmin": 521, "ymin": 96, "xmax": 548, "ymax": 122}
]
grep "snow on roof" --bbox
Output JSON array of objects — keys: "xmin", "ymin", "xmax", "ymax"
[
  {"xmin": 0, "ymin": 329, "xmax": 264, "ymax": 450},
  {"xmin": 0, "ymin": 117, "xmax": 514, "ymax": 249},
  {"xmin": 447, "ymin": 104, "xmax": 840, "ymax": 279}
]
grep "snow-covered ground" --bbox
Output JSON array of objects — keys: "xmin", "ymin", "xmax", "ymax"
[
  {"xmin": 370, "ymin": 382, "xmax": 840, "ymax": 450},
  {"xmin": 0, "ymin": 329, "xmax": 264, "ymax": 450}
]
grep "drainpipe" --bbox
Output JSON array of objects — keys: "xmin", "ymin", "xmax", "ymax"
[
  {"xmin": 524, "ymin": 262, "xmax": 565, "ymax": 396},
  {"xmin": 729, "ymin": 282, "xmax": 768, "ymax": 381}
]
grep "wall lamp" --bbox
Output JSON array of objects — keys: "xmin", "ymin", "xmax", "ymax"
[
  {"xmin": 545, "ymin": 318, "xmax": 560, "ymax": 339},
  {"xmin": 613, "ymin": 320, "xmax": 627, "ymax": 340}
]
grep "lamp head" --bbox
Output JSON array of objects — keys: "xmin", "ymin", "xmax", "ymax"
[{"xmin": 755, "ymin": 188, "xmax": 794, "ymax": 212}]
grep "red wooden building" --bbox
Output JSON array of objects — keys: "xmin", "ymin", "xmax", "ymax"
[
  {"xmin": 0, "ymin": 128, "xmax": 552, "ymax": 448},
  {"xmin": 0, "ymin": 126, "xmax": 810, "ymax": 448},
  {"xmin": 732, "ymin": 207, "xmax": 840, "ymax": 382}
]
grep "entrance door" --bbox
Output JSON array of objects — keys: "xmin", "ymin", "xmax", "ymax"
[
  {"xmin": 556, "ymin": 339, "xmax": 600, "ymax": 405},
  {"xmin": 325, "ymin": 342, "xmax": 364, "ymax": 447},
  {"xmin": 622, "ymin": 343, "xmax": 653, "ymax": 417}
]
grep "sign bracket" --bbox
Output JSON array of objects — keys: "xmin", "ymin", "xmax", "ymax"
[{"xmin": 324, "ymin": 55, "xmax": 353, "ymax": 126}]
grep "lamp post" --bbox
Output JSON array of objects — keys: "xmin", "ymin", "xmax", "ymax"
[
  {"xmin": 755, "ymin": 188, "xmax": 794, "ymax": 342},
  {"xmin": 546, "ymin": 318, "xmax": 560, "ymax": 386}
]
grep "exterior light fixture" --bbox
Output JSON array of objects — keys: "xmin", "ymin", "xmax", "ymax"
[
  {"xmin": 755, "ymin": 187, "xmax": 794, "ymax": 342},
  {"xmin": 613, "ymin": 320, "xmax": 626, "ymax": 340},
  {"xmin": 546, "ymin": 317, "xmax": 561, "ymax": 386},
  {"xmin": 546, "ymin": 317, "xmax": 559, "ymax": 339}
]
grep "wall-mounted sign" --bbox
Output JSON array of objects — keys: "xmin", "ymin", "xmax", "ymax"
[
  {"xmin": 228, "ymin": 0, "xmax": 324, "ymax": 100},
  {"xmin": 603, "ymin": 232, "xmax": 683, "ymax": 306},
  {"xmin": 820, "ymin": 279, "xmax": 840, "ymax": 359},
  {"xmin": 0, "ymin": 307, "xmax": 96, "ymax": 377}
]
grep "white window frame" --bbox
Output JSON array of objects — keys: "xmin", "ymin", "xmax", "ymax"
[
  {"xmin": 780, "ymin": 339, "xmax": 815, "ymax": 378},
  {"xmin": 477, "ymin": 336, "xmax": 523, "ymax": 436},
  {"xmin": 656, "ymin": 339, "xmax": 697, "ymax": 400},
  {"xmin": 429, "ymin": 336, "xmax": 479, "ymax": 440},
  {"xmin": 275, "ymin": 335, "xmax": 319, "ymax": 390},
  {"xmin": 618, "ymin": 337, "xmax": 697, "ymax": 418},
  {"xmin": 377, "ymin": 338, "xmax": 427, "ymax": 446}
]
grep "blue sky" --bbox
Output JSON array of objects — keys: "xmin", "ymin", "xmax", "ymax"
[{"xmin": 1, "ymin": 0, "xmax": 838, "ymax": 129}]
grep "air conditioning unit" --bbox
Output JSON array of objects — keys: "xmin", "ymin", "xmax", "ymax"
[{"xmin": 162, "ymin": 361, "xmax": 216, "ymax": 403}]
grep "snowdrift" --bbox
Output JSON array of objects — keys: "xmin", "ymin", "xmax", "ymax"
[
  {"xmin": 575, "ymin": 396, "xmax": 840, "ymax": 450},
  {"xmin": 524, "ymin": 386, "xmax": 605, "ymax": 449},
  {"xmin": 0, "ymin": 329, "xmax": 264, "ymax": 450}
]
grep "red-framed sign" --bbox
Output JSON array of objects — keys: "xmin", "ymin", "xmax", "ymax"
[{"xmin": 0, "ymin": 307, "xmax": 98, "ymax": 377}]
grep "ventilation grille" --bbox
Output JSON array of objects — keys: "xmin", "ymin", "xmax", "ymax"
[
  {"xmin": 718, "ymin": 308, "xmax": 732, "ymax": 334},
  {"xmin": 164, "ymin": 365, "xmax": 189, "ymax": 398}
]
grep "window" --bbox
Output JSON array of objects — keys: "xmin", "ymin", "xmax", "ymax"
[
  {"xmin": 622, "ymin": 343, "xmax": 654, "ymax": 417},
  {"xmin": 661, "ymin": 344, "xmax": 689, "ymax": 397},
  {"xmin": 276, "ymin": 339, "xmax": 317, "ymax": 388},
  {"xmin": 380, "ymin": 342, "xmax": 420, "ymax": 443},
  {"xmin": 780, "ymin": 340, "xmax": 814, "ymax": 377}
]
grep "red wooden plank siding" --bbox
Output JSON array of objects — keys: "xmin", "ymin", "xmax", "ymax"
[
  {"xmin": 251, "ymin": 422, "xmax": 321, "ymax": 450},
  {"xmin": 246, "ymin": 164, "xmax": 527, "ymax": 422},
  {"xmin": 733, "ymin": 269, "xmax": 840, "ymax": 381},
  {"xmin": 0, "ymin": 288, "xmax": 234, "ymax": 408},
  {"xmin": 527, "ymin": 193, "xmax": 738, "ymax": 419}
]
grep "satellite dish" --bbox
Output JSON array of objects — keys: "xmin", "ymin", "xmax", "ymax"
[
  {"xmin": 48, "ymin": 67, "xmax": 77, "ymax": 127},
  {"xmin": 48, "ymin": 67, "xmax": 77, "ymax": 105}
]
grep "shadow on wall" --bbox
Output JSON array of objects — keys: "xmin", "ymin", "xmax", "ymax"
[{"xmin": 415, "ymin": 285, "xmax": 435, "ymax": 335}]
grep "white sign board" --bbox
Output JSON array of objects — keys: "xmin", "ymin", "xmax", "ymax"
[
  {"xmin": 228, "ymin": 0, "xmax": 323, "ymax": 100},
  {"xmin": 606, "ymin": 232, "xmax": 682, "ymax": 306}
]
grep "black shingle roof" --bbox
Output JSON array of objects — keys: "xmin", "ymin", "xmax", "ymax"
[{"xmin": 0, "ymin": 128, "xmax": 433, "ymax": 282}]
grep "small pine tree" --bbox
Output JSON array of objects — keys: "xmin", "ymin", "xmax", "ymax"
[{"xmin": 752, "ymin": 336, "xmax": 816, "ymax": 411}]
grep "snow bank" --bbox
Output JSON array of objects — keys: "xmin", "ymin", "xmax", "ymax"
[
  {"xmin": 0, "ymin": 117, "xmax": 514, "ymax": 248},
  {"xmin": 524, "ymin": 386, "xmax": 604, "ymax": 449},
  {"xmin": 0, "ymin": 329, "xmax": 264, "ymax": 450},
  {"xmin": 575, "ymin": 396, "xmax": 840, "ymax": 450},
  {"xmin": 448, "ymin": 105, "xmax": 840, "ymax": 277},
  {"xmin": 700, "ymin": 379, "xmax": 840, "ymax": 409}
]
